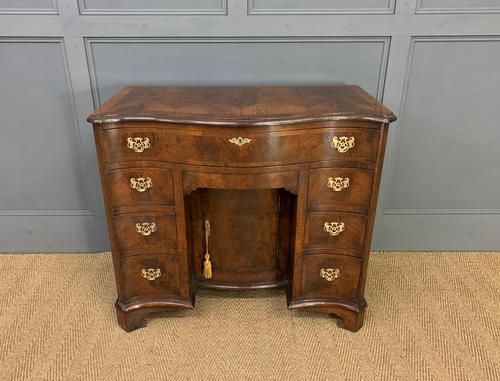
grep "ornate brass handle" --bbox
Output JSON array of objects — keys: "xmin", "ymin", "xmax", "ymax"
[
  {"xmin": 228, "ymin": 137, "xmax": 252, "ymax": 147},
  {"xmin": 320, "ymin": 268, "xmax": 340, "ymax": 282},
  {"xmin": 324, "ymin": 221, "xmax": 345, "ymax": 236},
  {"xmin": 141, "ymin": 268, "xmax": 161, "ymax": 281},
  {"xmin": 127, "ymin": 137, "xmax": 151, "ymax": 153},
  {"xmin": 130, "ymin": 177, "xmax": 152, "ymax": 192},
  {"xmin": 327, "ymin": 177, "xmax": 350, "ymax": 192},
  {"xmin": 332, "ymin": 136, "xmax": 355, "ymax": 153},
  {"xmin": 135, "ymin": 222, "xmax": 157, "ymax": 236}
]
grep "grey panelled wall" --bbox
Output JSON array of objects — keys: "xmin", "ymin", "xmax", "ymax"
[
  {"xmin": 0, "ymin": 0, "xmax": 499, "ymax": 251},
  {"xmin": 0, "ymin": 40, "xmax": 90, "ymax": 214},
  {"xmin": 86, "ymin": 38, "xmax": 389, "ymax": 105}
]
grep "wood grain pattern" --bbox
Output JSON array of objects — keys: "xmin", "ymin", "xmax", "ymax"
[
  {"xmin": 120, "ymin": 255, "xmax": 182, "ymax": 300},
  {"xmin": 301, "ymin": 254, "xmax": 362, "ymax": 299},
  {"xmin": 107, "ymin": 167, "xmax": 175, "ymax": 209},
  {"xmin": 307, "ymin": 167, "xmax": 374, "ymax": 211},
  {"xmin": 100, "ymin": 125, "xmax": 381, "ymax": 166},
  {"xmin": 113, "ymin": 211, "xmax": 177, "ymax": 256},
  {"xmin": 188, "ymin": 189, "xmax": 288, "ymax": 285},
  {"xmin": 88, "ymin": 85, "xmax": 396, "ymax": 125},
  {"xmin": 304, "ymin": 211, "xmax": 368, "ymax": 256},
  {"xmin": 90, "ymin": 85, "xmax": 395, "ymax": 332}
]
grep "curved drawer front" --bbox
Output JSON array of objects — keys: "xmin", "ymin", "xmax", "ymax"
[
  {"xmin": 121, "ymin": 255, "xmax": 181, "ymax": 300},
  {"xmin": 301, "ymin": 254, "xmax": 361, "ymax": 299},
  {"xmin": 101, "ymin": 127, "xmax": 380, "ymax": 166},
  {"xmin": 304, "ymin": 212, "xmax": 367, "ymax": 256},
  {"xmin": 107, "ymin": 167, "xmax": 174, "ymax": 210},
  {"xmin": 113, "ymin": 211, "xmax": 177, "ymax": 257},
  {"xmin": 307, "ymin": 167, "xmax": 373, "ymax": 210}
]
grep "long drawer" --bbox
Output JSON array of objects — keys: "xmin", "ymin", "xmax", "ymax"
[{"xmin": 100, "ymin": 126, "xmax": 380, "ymax": 166}]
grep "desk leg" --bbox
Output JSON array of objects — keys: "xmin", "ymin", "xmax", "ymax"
[
  {"xmin": 330, "ymin": 304, "xmax": 366, "ymax": 332},
  {"xmin": 115, "ymin": 302, "xmax": 148, "ymax": 332},
  {"xmin": 288, "ymin": 298, "xmax": 367, "ymax": 332},
  {"xmin": 115, "ymin": 299, "xmax": 194, "ymax": 332}
]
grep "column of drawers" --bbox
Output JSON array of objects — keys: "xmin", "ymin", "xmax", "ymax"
[
  {"xmin": 300, "ymin": 131, "xmax": 378, "ymax": 303},
  {"xmin": 101, "ymin": 134, "xmax": 183, "ymax": 304}
]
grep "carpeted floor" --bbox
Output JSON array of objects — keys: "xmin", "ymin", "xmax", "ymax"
[{"xmin": 0, "ymin": 252, "xmax": 498, "ymax": 381}]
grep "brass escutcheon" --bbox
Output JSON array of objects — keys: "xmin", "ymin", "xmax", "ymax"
[{"xmin": 228, "ymin": 137, "xmax": 252, "ymax": 147}]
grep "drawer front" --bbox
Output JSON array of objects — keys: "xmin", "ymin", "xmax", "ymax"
[
  {"xmin": 114, "ymin": 211, "xmax": 177, "ymax": 256},
  {"xmin": 307, "ymin": 167, "xmax": 373, "ymax": 210},
  {"xmin": 107, "ymin": 168, "xmax": 174, "ymax": 210},
  {"xmin": 121, "ymin": 255, "xmax": 181, "ymax": 300},
  {"xmin": 101, "ymin": 127, "xmax": 380, "ymax": 166},
  {"xmin": 304, "ymin": 212, "xmax": 367, "ymax": 256},
  {"xmin": 301, "ymin": 254, "xmax": 361, "ymax": 299}
]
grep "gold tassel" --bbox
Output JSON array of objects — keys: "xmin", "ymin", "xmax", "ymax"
[
  {"xmin": 203, "ymin": 218, "xmax": 212, "ymax": 279},
  {"xmin": 203, "ymin": 253, "xmax": 212, "ymax": 279}
]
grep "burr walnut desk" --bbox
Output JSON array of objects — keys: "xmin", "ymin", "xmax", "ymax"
[{"xmin": 88, "ymin": 85, "xmax": 396, "ymax": 332}]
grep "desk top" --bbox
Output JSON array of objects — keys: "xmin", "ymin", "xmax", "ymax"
[{"xmin": 88, "ymin": 85, "xmax": 396, "ymax": 126}]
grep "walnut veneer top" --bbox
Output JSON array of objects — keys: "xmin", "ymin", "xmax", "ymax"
[{"xmin": 88, "ymin": 85, "xmax": 396, "ymax": 126}]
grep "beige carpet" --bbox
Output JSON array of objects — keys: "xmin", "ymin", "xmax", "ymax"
[{"xmin": 0, "ymin": 252, "xmax": 498, "ymax": 381}]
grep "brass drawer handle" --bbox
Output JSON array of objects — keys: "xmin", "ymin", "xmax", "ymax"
[
  {"xmin": 324, "ymin": 221, "xmax": 345, "ymax": 236},
  {"xmin": 127, "ymin": 137, "xmax": 151, "ymax": 153},
  {"xmin": 327, "ymin": 177, "xmax": 350, "ymax": 192},
  {"xmin": 135, "ymin": 222, "xmax": 157, "ymax": 236},
  {"xmin": 320, "ymin": 268, "xmax": 340, "ymax": 282},
  {"xmin": 130, "ymin": 177, "xmax": 152, "ymax": 192},
  {"xmin": 332, "ymin": 136, "xmax": 355, "ymax": 153},
  {"xmin": 228, "ymin": 137, "xmax": 252, "ymax": 147},
  {"xmin": 141, "ymin": 268, "xmax": 161, "ymax": 281}
]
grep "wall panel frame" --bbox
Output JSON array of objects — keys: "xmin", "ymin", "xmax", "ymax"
[
  {"xmin": 416, "ymin": 0, "xmax": 500, "ymax": 14},
  {"xmin": 382, "ymin": 35, "xmax": 500, "ymax": 215},
  {"xmin": 0, "ymin": 37, "xmax": 93, "ymax": 216},
  {"xmin": 248, "ymin": 0, "xmax": 396, "ymax": 15},
  {"xmin": 85, "ymin": 36, "xmax": 391, "ymax": 107},
  {"xmin": 0, "ymin": 0, "xmax": 58, "ymax": 15},
  {"xmin": 78, "ymin": 0, "xmax": 227, "ymax": 15}
]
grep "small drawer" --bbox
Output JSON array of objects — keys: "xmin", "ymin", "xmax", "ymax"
[
  {"xmin": 301, "ymin": 254, "xmax": 361, "ymax": 299},
  {"xmin": 121, "ymin": 255, "xmax": 181, "ymax": 300},
  {"xmin": 307, "ymin": 167, "xmax": 373, "ymax": 210},
  {"xmin": 304, "ymin": 212, "xmax": 367, "ymax": 256},
  {"xmin": 107, "ymin": 167, "xmax": 175, "ymax": 210},
  {"xmin": 101, "ymin": 126, "xmax": 380, "ymax": 166},
  {"xmin": 113, "ymin": 211, "xmax": 177, "ymax": 256}
]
